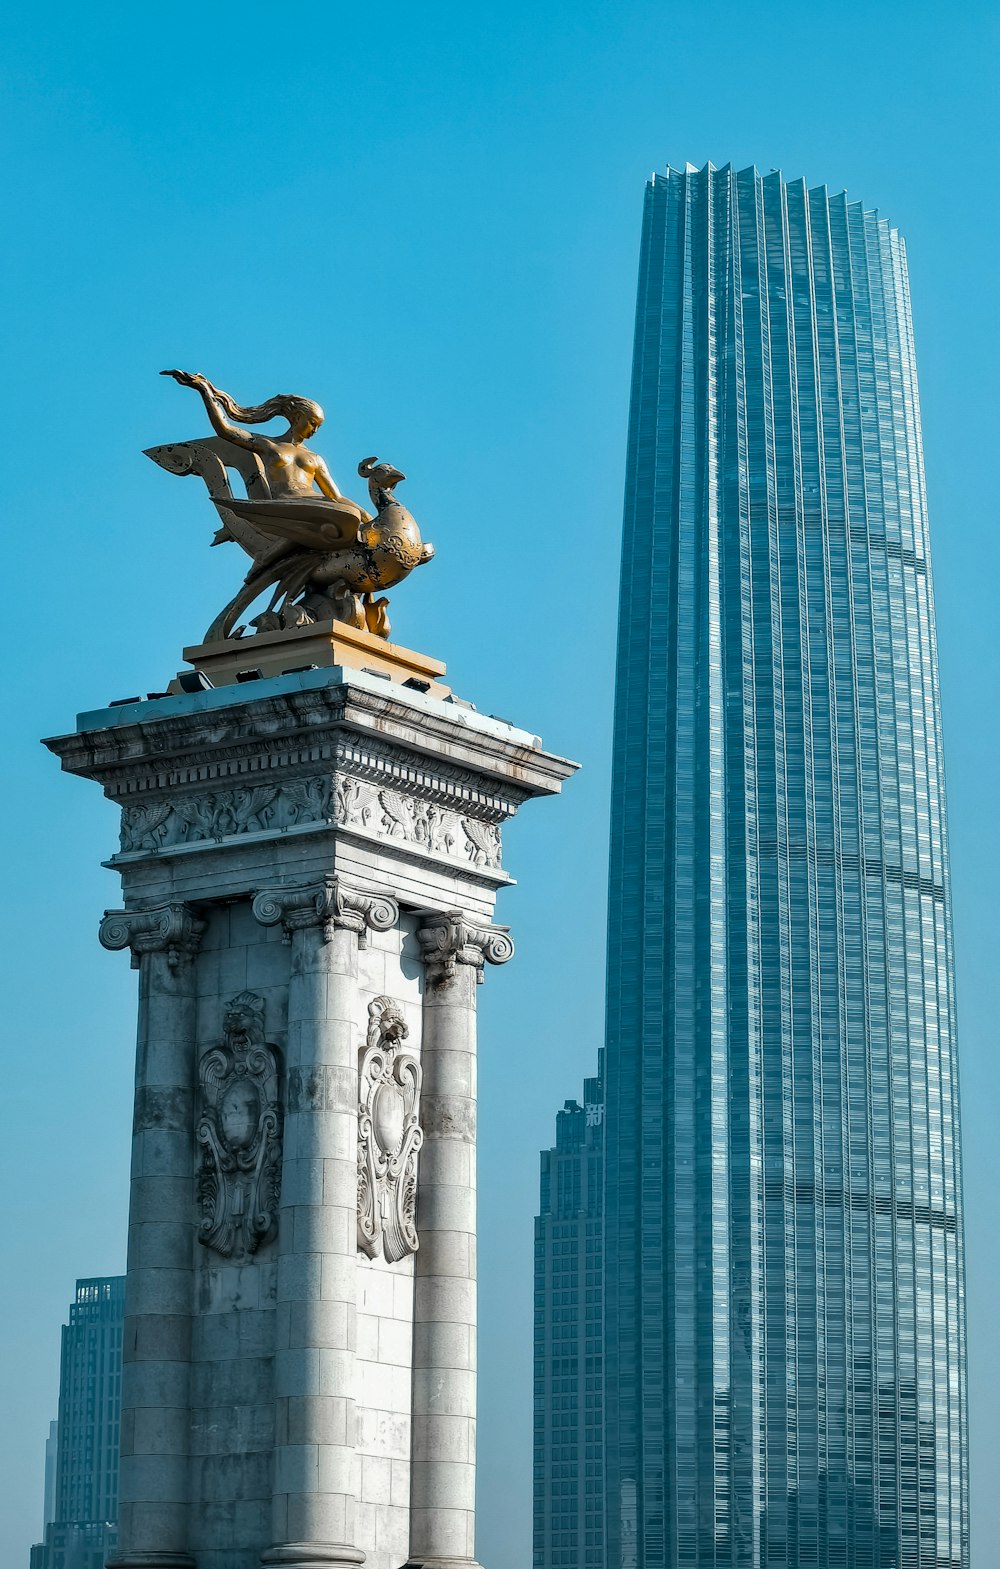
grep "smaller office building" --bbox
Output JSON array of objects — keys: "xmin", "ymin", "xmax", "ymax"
[
  {"xmin": 30, "ymin": 1276, "xmax": 124, "ymax": 1569},
  {"xmin": 533, "ymin": 1055, "xmax": 605, "ymax": 1569}
]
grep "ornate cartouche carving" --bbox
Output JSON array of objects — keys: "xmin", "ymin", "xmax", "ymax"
[
  {"xmin": 357, "ymin": 996, "xmax": 423, "ymax": 1263},
  {"xmin": 98, "ymin": 902, "xmax": 205, "ymax": 969},
  {"xmin": 148, "ymin": 371, "xmax": 434, "ymax": 643},
  {"xmin": 197, "ymin": 991, "xmax": 282, "ymax": 1260},
  {"xmin": 251, "ymin": 877, "xmax": 398, "ymax": 947},
  {"xmin": 418, "ymin": 912, "xmax": 515, "ymax": 986}
]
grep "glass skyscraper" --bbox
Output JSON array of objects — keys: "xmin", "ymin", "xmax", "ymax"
[
  {"xmin": 30, "ymin": 1276, "xmax": 124, "ymax": 1569},
  {"xmin": 533, "ymin": 1056, "xmax": 605, "ymax": 1569},
  {"xmin": 604, "ymin": 165, "xmax": 967, "ymax": 1568}
]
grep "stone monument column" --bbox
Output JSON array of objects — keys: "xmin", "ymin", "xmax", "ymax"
[
  {"xmin": 252, "ymin": 880, "xmax": 399, "ymax": 1569},
  {"xmin": 45, "ymin": 365, "xmax": 578, "ymax": 1569},
  {"xmin": 98, "ymin": 903, "xmax": 205, "ymax": 1569},
  {"xmin": 404, "ymin": 916, "xmax": 514, "ymax": 1569}
]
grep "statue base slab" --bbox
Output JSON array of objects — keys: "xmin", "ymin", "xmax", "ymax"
[{"xmin": 174, "ymin": 618, "xmax": 450, "ymax": 696}]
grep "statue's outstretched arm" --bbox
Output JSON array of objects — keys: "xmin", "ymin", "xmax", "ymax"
[
  {"xmin": 312, "ymin": 456, "xmax": 345, "ymax": 502},
  {"xmin": 161, "ymin": 370, "xmax": 257, "ymax": 453}
]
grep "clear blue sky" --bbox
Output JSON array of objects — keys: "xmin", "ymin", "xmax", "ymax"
[{"xmin": 2, "ymin": 2, "xmax": 997, "ymax": 1562}]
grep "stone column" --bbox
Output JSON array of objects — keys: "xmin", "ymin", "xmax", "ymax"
[
  {"xmin": 99, "ymin": 902, "xmax": 206, "ymax": 1569},
  {"xmin": 404, "ymin": 914, "xmax": 513, "ymax": 1569},
  {"xmin": 252, "ymin": 878, "xmax": 399, "ymax": 1569}
]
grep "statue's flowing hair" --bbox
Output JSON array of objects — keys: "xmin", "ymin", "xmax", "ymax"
[{"xmin": 209, "ymin": 380, "xmax": 323, "ymax": 429}]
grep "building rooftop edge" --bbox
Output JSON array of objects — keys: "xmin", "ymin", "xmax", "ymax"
[{"xmin": 649, "ymin": 162, "xmax": 897, "ymax": 227}]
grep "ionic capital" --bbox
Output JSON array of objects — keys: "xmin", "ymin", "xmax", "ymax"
[
  {"xmin": 251, "ymin": 877, "xmax": 399, "ymax": 947},
  {"xmin": 417, "ymin": 911, "xmax": 514, "ymax": 986},
  {"xmin": 99, "ymin": 903, "xmax": 206, "ymax": 969}
]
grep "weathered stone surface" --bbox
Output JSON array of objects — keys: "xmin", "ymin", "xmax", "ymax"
[{"xmin": 46, "ymin": 665, "xmax": 576, "ymax": 1569}]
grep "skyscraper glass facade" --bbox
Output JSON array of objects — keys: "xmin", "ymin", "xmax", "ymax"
[
  {"xmin": 55, "ymin": 1276, "xmax": 124, "ymax": 1529},
  {"xmin": 30, "ymin": 1276, "xmax": 124, "ymax": 1569},
  {"xmin": 534, "ymin": 1057, "xmax": 605, "ymax": 1569},
  {"xmin": 604, "ymin": 164, "xmax": 967, "ymax": 1568}
]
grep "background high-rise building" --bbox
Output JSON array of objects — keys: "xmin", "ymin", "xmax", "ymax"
[
  {"xmin": 533, "ymin": 1055, "xmax": 605, "ymax": 1569},
  {"xmin": 42, "ymin": 1421, "xmax": 58, "ymax": 1538},
  {"xmin": 604, "ymin": 164, "xmax": 967, "ymax": 1567},
  {"xmin": 30, "ymin": 1277, "xmax": 124, "ymax": 1569}
]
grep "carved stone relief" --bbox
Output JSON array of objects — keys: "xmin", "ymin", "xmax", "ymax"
[
  {"xmin": 197, "ymin": 991, "xmax": 282, "ymax": 1260},
  {"xmin": 120, "ymin": 780, "xmax": 329, "ymax": 852},
  {"xmin": 98, "ymin": 902, "xmax": 205, "ymax": 969},
  {"xmin": 119, "ymin": 772, "xmax": 503, "ymax": 871},
  {"xmin": 461, "ymin": 817, "xmax": 502, "ymax": 866},
  {"xmin": 373, "ymin": 788, "xmax": 464, "ymax": 858},
  {"xmin": 418, "ymin": 912, "xmax": 515, "ymax": 986},
  {"xmin": 334, "ymin": 775, "xmax": 380, "ymax": 830},
  {"xmin": 252, "ymin": 877, "xmax": 398, "ymax": 948},
  {"xmin": 357, "ymin": 995, "xmax": 423, "ymax": 1263}
]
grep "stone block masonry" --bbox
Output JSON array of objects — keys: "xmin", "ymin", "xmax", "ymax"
[{"xmin": 46, "ymin": 664, "xmax": 576, "ymax": 1569}]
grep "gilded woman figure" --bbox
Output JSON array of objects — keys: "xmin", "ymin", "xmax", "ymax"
[
  {"xmin": 153, "ymin": 370, "xmax": 434, "ymax": 642},
  {"xmin": 161, "ymin": 369, "xmax": 350, "ymax": 504}
]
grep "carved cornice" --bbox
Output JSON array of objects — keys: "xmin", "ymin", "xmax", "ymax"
[
  {"xmin": 45, "ymin": 679, "xmax": 575, "ymax": 807},
  {"xmin": 417, "ymin": 911, "xmax": 514, "ymax": 986},
  {"xmin": 109, "ymin": 735, "xmax": 522, "ymax": 821},
  {"xmin": 99, "ymin": 903, "xmax": 206, "ymax": 969},
  {"xmin": 251, "ymin": 878, "xmax": 399, "ymax": 947}
]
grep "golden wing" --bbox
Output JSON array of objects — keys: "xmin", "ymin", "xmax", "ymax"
[{"xmin": 224, "ymin": 497, "xmax": 364, "ymax": 553}]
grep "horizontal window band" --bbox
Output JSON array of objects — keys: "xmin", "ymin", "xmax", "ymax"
[{"xmin": 762, "ymin": 1179, "xmax": 958, "ymax": 1232}]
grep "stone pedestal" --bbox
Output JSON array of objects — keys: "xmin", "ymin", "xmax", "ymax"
[
  {"xmin": 46, "ymin": 661, "xmax": 575, "ymax": 1569},
  {"xmin": 174, "ymin": 620, "xmax": 451, "ymax": 698}
]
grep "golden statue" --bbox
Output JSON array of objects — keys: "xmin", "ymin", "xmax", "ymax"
[{"xmin": 147, "ymin": 371, "xmax": 435, "ymax": 642}]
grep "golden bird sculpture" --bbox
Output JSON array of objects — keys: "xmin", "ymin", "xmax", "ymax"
[{"xmin": 146, "ymin": 370, "xmax": 434, "ymax": 642}]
